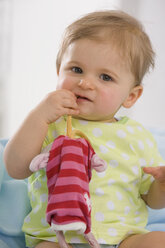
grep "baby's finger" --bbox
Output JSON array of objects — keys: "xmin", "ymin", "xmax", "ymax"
[
  {"xmin": 62, "ymin": 97, "xmax": 78, "ymax": 110},
  {"xmin": 64, "ymin": 108, "xmax": 80, "ymax": 116},
  {"xmin": 143, "ymin": 166, "xmax": 165, "ymax": 181},
  {"xmin": 143, "ymin": 166, "xmax": 157, "ymax": 175}
]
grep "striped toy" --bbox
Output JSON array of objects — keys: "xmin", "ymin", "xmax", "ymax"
[{"xmin": 29, "ymin": 116, "xmax": 107, "ymax": 248}]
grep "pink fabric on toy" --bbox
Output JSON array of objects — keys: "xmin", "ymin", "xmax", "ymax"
[
  {"xmin": 29, "ymin": 135, "xmax": 106, "ymax": 247},
  {"xmin": 46, "ymin": 135, "xmax": 96, "ymax": 234}
]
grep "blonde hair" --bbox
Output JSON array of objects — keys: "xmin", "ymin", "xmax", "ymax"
[{"xmin": 56, "ymin": 10, "xmax": 155, "ymax": 85}]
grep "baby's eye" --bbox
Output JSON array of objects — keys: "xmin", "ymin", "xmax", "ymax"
[
  {"xmin": 72, "ymin": 67, "xmax": 83, "ymax": 74},
  {"xmin": 100, "ymin": 74, "xmax": 113, "ymax": 82}
]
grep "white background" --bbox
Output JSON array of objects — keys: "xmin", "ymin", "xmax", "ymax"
[{"xmin": 1, "ymin": 0, "xmax": 165, "ymax": 138}]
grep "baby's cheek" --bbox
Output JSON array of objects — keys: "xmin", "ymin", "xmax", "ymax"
[
  {"xmin": 99, "ymin": 90, "xmax": 123, "ymax": 114},
  {"xmin": 57, "ymin": 77, "xmax": 73, "ymax": 90},
  {"xmin": 100, "ymin": 90, "xmax": 116, "ymax": 107}
]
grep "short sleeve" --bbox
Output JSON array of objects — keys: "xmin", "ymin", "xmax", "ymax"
[{"xmin": 140, "ymin": 131, "xmax": 165, "ymax": 195}]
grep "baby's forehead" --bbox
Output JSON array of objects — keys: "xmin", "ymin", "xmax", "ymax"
[
  {"xmin": 70, "ymin": 35, "xmax": 131, "ymax": 65},
  {"xmin": 70, "ymin": 29, "xmax": 132, "ymax": 57},
  {"xmin": 62, "ymin": 37, "xmax": 133, "ymax": 79},
  {"xmin": 57, "ymin": 28, "xmax": 139, "ymax": 81}
]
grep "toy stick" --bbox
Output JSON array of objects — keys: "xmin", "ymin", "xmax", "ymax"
[
  {"xmin": 66, "ymin": 115, "xmax": 73, "ymax": 138},
  {"xmin": 66, "ymin": 115, "xmax": 90, "ymax": 142}
]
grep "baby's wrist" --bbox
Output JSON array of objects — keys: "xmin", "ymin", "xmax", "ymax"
[{"xmin": 29, "ymin": 108, "xmax": 49, "ymax": 128}]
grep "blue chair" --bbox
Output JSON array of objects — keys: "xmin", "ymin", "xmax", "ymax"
[{"xmin": 0, "ymin": 139, "xmax": 31, "ymax": 248}]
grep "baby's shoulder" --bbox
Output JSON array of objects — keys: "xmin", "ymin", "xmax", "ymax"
[
  {"xmin": 124, "ymin": 118, "xmax": 155, "ymax": 140},
  {"xmin": 120, "ymin": 118, "xmax": 158, "ymax": 154}
]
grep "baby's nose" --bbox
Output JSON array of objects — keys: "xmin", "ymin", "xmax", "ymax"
[{"xmin": 78, "ymin": 79, "xmax": 95, "ymax": 90}]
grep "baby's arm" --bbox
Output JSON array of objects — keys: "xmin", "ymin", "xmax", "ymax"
[{"xmin": 4, "ymin": 90, "xmax": 79, "ymax": 179}]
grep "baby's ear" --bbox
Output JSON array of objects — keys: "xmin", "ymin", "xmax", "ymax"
[{"xmin": 122, "ymin": 85, "xmax": 143, "ymax": 108}]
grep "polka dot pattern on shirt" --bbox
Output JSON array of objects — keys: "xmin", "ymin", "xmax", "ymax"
[{"xmin": 22, "ymin": 116, "xmax": 165, "ymax": 247}]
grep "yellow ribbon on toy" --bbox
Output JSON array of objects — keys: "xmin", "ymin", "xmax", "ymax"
[{"xmin": 66, "ymin": 115, "xmax": 90, "ymax": 142}]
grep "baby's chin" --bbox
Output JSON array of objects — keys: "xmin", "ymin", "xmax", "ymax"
[
  {"xmin": 72, "ymin": 114, "xmax": 90, "ymax": 121},
  {"xmin": 72, "ymin": 113, "xmax": 115, "ymax": 122}
]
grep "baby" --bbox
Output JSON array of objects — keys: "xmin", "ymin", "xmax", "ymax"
[{"xmin": 4, "ymin": 10, "xmax": 165, "ymax": 248}]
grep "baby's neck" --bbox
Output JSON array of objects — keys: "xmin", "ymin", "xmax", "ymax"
[
  {"xmin": 73, "ymin": 116, "xmax": 118, "ymax": 123},
  {"xmin": 98, "ymin": 117, "xmax": 118, "ymax": 123}
]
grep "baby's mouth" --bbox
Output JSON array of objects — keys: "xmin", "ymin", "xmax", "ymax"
[{"xmin": 76, "ymin": 94, "xmax": 91, "ymax": 102}]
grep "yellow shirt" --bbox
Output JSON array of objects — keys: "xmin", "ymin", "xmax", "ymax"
[{"xmin": 22, "ymin": 116, "xmax": 165, "ymax": 247}]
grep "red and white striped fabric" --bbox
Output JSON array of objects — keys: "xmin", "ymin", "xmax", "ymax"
[
  {"xmin": 46, "ymin": 135, "xmax": 95, "ymax": 234},
  {"xmin": 29, "ymin": 134, "xmax": 106, "ymax": 247}
]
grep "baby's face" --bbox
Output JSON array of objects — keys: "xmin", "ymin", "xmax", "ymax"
[{"xmin": 57, "ymin": 38, "xmax": 135, "ymax": 122}]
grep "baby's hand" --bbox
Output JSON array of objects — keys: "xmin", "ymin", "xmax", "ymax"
[
  {"xmin": 34, "ymin": 89, "xmax": 79, "ymax": 124},
  {"xmin": 143, "ymin": 166, "xmax": 165, "ymax": 184}
]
